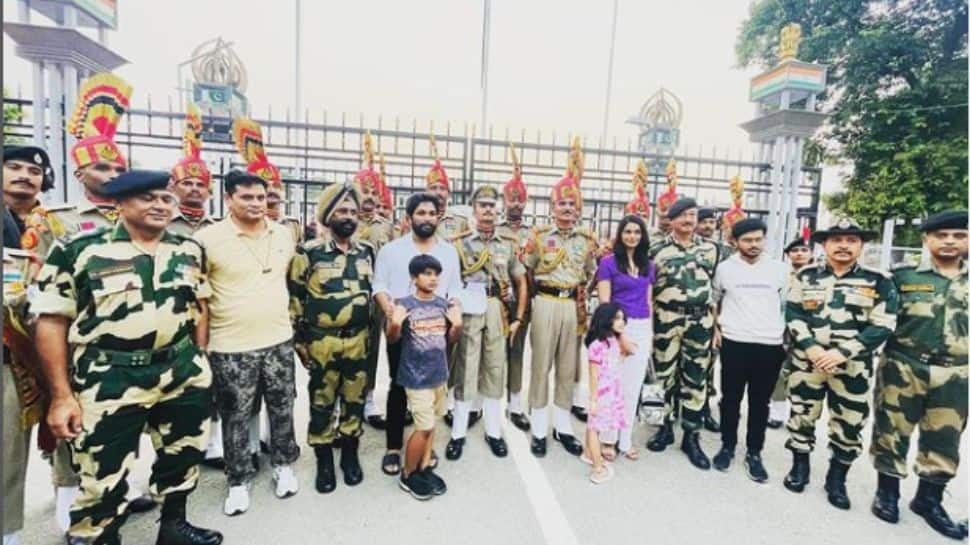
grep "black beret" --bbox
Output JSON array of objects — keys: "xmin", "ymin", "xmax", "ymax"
[
  {"xmin": 697, "ymin": 207, "xmax": 716, "ymax": 222},
  {"xmin": 99, "ymin": 170, "xmax": 172, "ymax": 199},
  {"xmin": 3, "ymin": 144, "xmax": 54, "ymax": 191},
  {"xmin": 667, "ymin": 198, "xmax": 698, "ymax": 220},
  {"xmin": 811, "ymin": 217, "xmax": 877, "ymax": 243},
  {"xmin": 785, "ymin": 237, "xmax": 811, "ymax": 252},
  {"xmin": 920, "ymin": 210, "xmax": 968, "ymax": 232},
  {"xmin": 731, "ymin": 218, "xmax": 766, "ymax": 240}
]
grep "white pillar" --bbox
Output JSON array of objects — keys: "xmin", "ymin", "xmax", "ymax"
[
  {"xmin": 48, "ymin": 64, "xmax": 70, "ymax": 204},
  {"xmin": 777, "ymin": 137, "xmax": 793, "ymax": 257},
  {"xmin": 63, "ymin": 64, "xmax": 79, "ymax": 178},
  {"xmin": 767, "ymin": 136, "xmax": 785, "ymax": 258},
  {"xmin": 62, "ymin": 5, "xmax": 77, "ymax": 26},
  {"xmin": 786, "ymin": 138, "xmax": 804, "ymax": 246},
  {"xmin": 31, "ymin": 60, "xmax": 46, "ymax": 148}
]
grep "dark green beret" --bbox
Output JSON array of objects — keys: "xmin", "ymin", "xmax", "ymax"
[
  {"xmin": 3, "ymin": 144, "xmax": 54, "ymax": 191},
  {"xmin": 920, "ymin": 210, "xmax": 968, "ymax": 232},
  {"xmin": 811, "ymin": 217, "xmax": 877, "ymax": 243},
  {"xmin": 667, "ymin": 198, "xmax": 698, "ymax": 220},
  {"xmin": 99, "ymin": 170, "xmax": 171, "ymax": 199},
  {"xmin": 697, "ymin": 207, "xmax": 716, "ymax": 222}
]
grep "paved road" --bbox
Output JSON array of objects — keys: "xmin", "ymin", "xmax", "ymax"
[{"xmin": 21, "ymin": 339, "xmax": 968, "ymax": 545}]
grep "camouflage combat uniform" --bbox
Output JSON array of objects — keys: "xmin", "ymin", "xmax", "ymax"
[
  {"xmin": 786, "ymin": 261, "xmax": 898, "ymax": 464},
  {"xmin": 870, "ymin": 259, "xmax": 968, "ymax": 483},
  {"xmin": 650, "ymin": 234, "xmax": 720, "ymax": 430},
  {"xmin": 31, "ymin": 222, "xmax": 212, "ymax": 542},
  {"xmin": 497, "ymin": 220, "xmax": 532, "ymax": 399},
  {"xmin": 288, "ymin": 237, "xmax": 375, "ymax": 446}
]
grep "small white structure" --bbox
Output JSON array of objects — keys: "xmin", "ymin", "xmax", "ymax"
[{"xmin": 739, "ymin": 23, "xmax": 828, "ymax": 258}]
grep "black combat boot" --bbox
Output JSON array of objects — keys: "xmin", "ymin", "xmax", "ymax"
[
  {"xmin": 156, "ymin": 494, "xmax": 223, "ymax": 545},
  {"xmin": 824, "ymin": 459, "xmax": 851, "ymax": 510},
  {"xmin": 680, "ymin": 432, "xmax": 710, "ymax": 470},
  {"xmin": 646, "ymin": 423, "xmax": 675, "ymax": 452},
  {"xmin": 783, "ymin": 451, "xmax": 810, "ymax": 492},
  {"xmin": 871, "ymin": 473, "xmax": 900, "ymax": 523},
  {"xmin": 340, "ymin": 437, "xmax": 364, "ymax": 486},
  {"xmin": 314, "ymin": 446, "xmax": 337, "ymax": 493},
  {"xmin": 910, "ymin": 479, "xmax": 964, "ymax": 540}
]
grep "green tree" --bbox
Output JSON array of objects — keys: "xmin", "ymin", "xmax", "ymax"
[
  {"xmin": 737, "ymin": 0, "xmax": 968, "ymax": 246},
  {"xmin": 3, "ymin": 86, "xmax": 26, "ymax": 144}
]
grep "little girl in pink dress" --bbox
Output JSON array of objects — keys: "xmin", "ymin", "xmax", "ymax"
[{"xmin": 583, "ymin": 303, "xmax": 628, "ymax": 484}]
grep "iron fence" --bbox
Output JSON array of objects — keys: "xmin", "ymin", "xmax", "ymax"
[{"xmin": 3, "ymin": 96, "xmax": 821, "ymax": 236}]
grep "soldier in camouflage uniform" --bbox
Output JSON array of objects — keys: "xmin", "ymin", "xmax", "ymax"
[
  {"xmin": 32, "ymin": 170, "xmax": 222, "ymax": 545},
  {"xmin": 352, "ymin": 134, "xmax": 395, "ymax": 429},
  {"xmin": 646, "ymin": 198, "xmax": 720, "ymax": 470},
  {"xmin": 869, "ymin": 210, "xmax": 968, "ymax": 539},
  {"xmin": 520, "ymin": 137, "xmax": 597, "ymax": 458},
  {"xmin": 169, "ymin": 104, "xmax": 218, "ymax": 238},
  {"xmin": 446, "ymin": 185, "xmax": 528, "ymax": 461},
  {"xmin": 289, "ymin": 181, "xmax": 374, "ymax": 494},
  {"xmin": 783, "ymin": 217, "xmax": 898, "ymax": 511},
  {"xmin": 497, "ymin": 144, "xmax": 533, "ymax": 432}
]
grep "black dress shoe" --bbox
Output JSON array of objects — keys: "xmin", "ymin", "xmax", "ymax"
[
  {"xmin": 366, "ymin": 414, "xmax": 387, "ymax": 430},
  {"xmin": 126, "ymin": 493, "xmax": 157, "ymax": 514},
  {"xmin": 315, "ymin": 446, "xmax": 337, "ymax": 494},
  {"xmin": 680, "ymin": 432, "xmax": 710, "ymax": 470},
  {"xmin": 570, "ymin": 406, "xmax": 588, "ymax": 423},
  {"xmin": 783, "ymin": 451, "xmax": 810, "ymax": 493},
  {"xmin": 646, "ymin": 423, "xmax": 675, "ymax": 452},
  {"xmin": 530, "ymin": 436, "xmax": 547, "ymax": 457},
  {"xmin": 200, "ymin": 458, "xmax": 225, "ymax": 470},
  {"xmin": 508, "ymin": 412, "xmax": 531, "ymax": 432},
  {"xmin": 340, "ymin": 437, "xmax": 364, "ymax": 486},
  {"xmin": 766, "ymin": 419, "xmax": 784, "ymax": 429},
  {"xmin": 156, "ymin": 519, "xmax": 223, "ymax": 545},
  {"xmin": 712, "ymin": 447, "xmax": 734, "ymax": 472},
  {"xmin": 468, "ymin": 410, "xmax": 483, "ymax": 428},
  {"xmin": 445, "ymin": 438, "xmax": 465, "ymax": 460},
  {"xmin": 824, "ymin": 460, "xmax": 851, "ymax": 510},
  {"xmin": 485, "ymin": 435, "xmax": 508, "ymax": 458},
  {"xmin": 910, "ymin": 479, "xmax": 964, "ymax": 540},
  {"xmin": 552, "ymin": 430, "xmax": 583, "ymax": 456},
  {"xmin": 444, "ymin": 410, "xmax": 454, "ymax": 427}
]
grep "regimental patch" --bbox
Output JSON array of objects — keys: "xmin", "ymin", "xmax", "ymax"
[
  {"xmin": 20, "ymin": 230, "xmax": 38, "ymax": 250},
  {"xmin": 80, "ymin": 221, "xmax": 97, "ymax": 232},
  {"xmin": 853, "ymin": 287, "xmax": 877, "ymax": 298},
  {"xmin": 89, "ymin": 262, "xmax": 136, "ymax": 279},
  {"xmin": 900, "ymin": 283, "xmax": 935, "ymax": 293}
]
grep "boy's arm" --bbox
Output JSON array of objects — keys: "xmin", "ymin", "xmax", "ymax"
[{"xmin": 386, "ymin": 303, "xmax": 407, "ymax": 342}]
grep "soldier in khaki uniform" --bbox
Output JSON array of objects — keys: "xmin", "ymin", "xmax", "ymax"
[
  {"xmin": 646, "ymin": 198, "xmax": 721, "ymax": 470},
  {"xmin": 425, "ymin": 135, "xmax": 470, "ymax": 241},
  {"xmin": 289, "ymin": 181, "xmax": 374, "ymax": 494},
  {"xmin": 869, "ymin": 210, "xmax": 968, "ymax": 539},
  {"xmin": 521, "ymin": 137, "xmax": 598, "ymax": 458},
  {"xmin": 352, "ymin": 135, "xmax": 396, "ymax": 429},
  {"xmin": 19, "ymin": 73, "xmax": 160, "ymax": 528},
  {"xmin": 783, "ymin": 218, "xmax": 898, "ymax": 511},
  {"xmin": 497, "ymin": 144, "xmax": 533, "ymax": 432},
  {"xmin": 169, "ymin": 104, "xmax": 218, "ymax": 237},
  {"xmin": 648, "ymin": 159, "xmax": 679, "ymax": 248},
  {"xmin": 2, "ymin": 143, "xmax": 54, "ymax": 545},
  {"xmin": 33, "ymin": 170, "xmax": 222, "ymax": 545},
  {"xmin": 446, "ymin": 185, "xmax": 528, "ymax": 461}
]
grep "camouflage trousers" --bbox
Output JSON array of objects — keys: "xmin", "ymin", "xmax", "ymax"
[
  {"xmin": 652, "ymin": 305, "xmax": 714, "ymax": 431},
  {"xmin": 68, "ymin": 342, "xmax": 211, "ymax": 541},
  {"xmin": 210, "ymin": 340, "xmax": 300, "ymax": 486},
  {"xmin": 300, "ymin": 326, "xmax": 370, "ymax": 446},
  {"xmin": 870, "ymin": 350, "xmax": 968, "ymax": 484},
  {"xmin": 785, "ymin": 353, "xmax": 872, "ymax": 464}
]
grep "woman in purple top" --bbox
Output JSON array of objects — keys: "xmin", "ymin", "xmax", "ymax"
[{"xmin": 595, "ymin": 214, "xmax": 655, "ymax": 460}]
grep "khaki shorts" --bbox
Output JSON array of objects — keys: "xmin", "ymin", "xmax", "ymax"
[{"xmin": 405, "ymin": 385, "xmax": 447, "ymax": 431}]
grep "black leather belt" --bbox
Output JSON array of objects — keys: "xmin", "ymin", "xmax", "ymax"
[
  {"xmin": 888, "ymin": 342, "xmax": 964, "ymax": 367},
  {"xmin": 306, "ymin": 324, "xmax": 368, "ymax": 339},
  {"xmin": 658, "ymin": 303, "xmax": 710, "ymax": 318},
  {"xmin": 88, "ymin": 335, "xmax": 195, "ymax": 367},
  {"xmin": 536, "ymin": 285, "xmax": 577, "ymax": 299}
]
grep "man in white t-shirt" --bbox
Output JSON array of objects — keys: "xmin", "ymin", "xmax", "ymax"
[{"xmin": 710, "ymin": 218, "xmax": 788, "ymax": 483}]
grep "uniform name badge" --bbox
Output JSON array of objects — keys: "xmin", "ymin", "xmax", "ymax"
[{"xmin": 459, "ymin": 281, "xmax": 488, "ymax": 316}]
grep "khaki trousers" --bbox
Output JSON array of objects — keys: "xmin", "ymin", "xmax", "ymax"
[
  {"xmin": 528, "ymin": 296, "xmax": 581, "ymax": 410},
  {"xmin": 455, "ymin": 298, "xmax": 507, "ymax": 401}
]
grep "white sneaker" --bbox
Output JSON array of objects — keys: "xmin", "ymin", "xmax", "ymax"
[
  {"xmin": 224, "ymin": 483, "xmax": 251, "ymax": 516},
  {"xmin": 272, "ymin": 465, "xmax": 299, "ymax": 498}
]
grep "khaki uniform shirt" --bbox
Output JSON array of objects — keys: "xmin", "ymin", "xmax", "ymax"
[{"xmin": 22, "ymin": 198, "xmax": 117, "ymax": 261}]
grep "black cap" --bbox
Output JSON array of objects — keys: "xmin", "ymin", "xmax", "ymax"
[
  {"xmin": 920, "ymin": 210, "xmax": 968, "ymax": 232},
  {"xmin": 98, "ymin": 170, "xmax": 172, "ymax": 199},
  {"xmin": 811, "ymin": 217, "xmax": 877, "ymax": 243},
  {"xmin": 3, "ymin": 144, "xmax": 54, "ymax": 191},
  {"xmin": 731, "ymin": 218, "xmax": 766, "ymax": 240},
  {"xmin": 667, "ymin": 198, "xmax": 698, "ymax": 220},
  {"xmin": 785, "ymin": 237, "xmax": 811, "ymax": 252},
  {"xmin": 697, "ymin": 207, "xmax": 716, "ymax": 222}
]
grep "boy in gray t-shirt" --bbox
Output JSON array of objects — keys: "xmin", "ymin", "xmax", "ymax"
[{"xmin": 386, "ymin": 255, "xmax": 461, "ymax": 501}]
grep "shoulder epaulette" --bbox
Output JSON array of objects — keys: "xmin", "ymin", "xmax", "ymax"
[
  {"xmin": 65, "ymin": 225, "xmax": 109, "ymax": 244},
  {"xmin": 300, "ymin": 237, "xmax": 328, "ymax": 252},
  {"xmin": 45, "ymin": 203, "xmax": 77, "ymax": 213},
  {"xmin": 497, "ymin": 231, "xmax": 518, "ymax": 242},
  {"xmin": 533, "ymin": 224, "xmax": 553, "ymax": 234},
  {"xmin": 448, "ymin": 229, "xmax": 473, "ymax": 242},
  {"xmin": 356, "ymin": 238, "xmax": 375, "ymax": 252},
  {"xmin": 890, "ymin": 263, "xmax": 917, "ymax": 272}
]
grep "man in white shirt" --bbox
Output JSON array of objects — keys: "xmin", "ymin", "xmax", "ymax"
[
  {"xmin": 372, "ymin": 192, "xmax": 463, "ymax": 476},
  {"xmin": 711, "ymin": 218, "xmax": 788, "ymax": 483}
]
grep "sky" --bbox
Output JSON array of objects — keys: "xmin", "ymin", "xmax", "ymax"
[{"xmin": 3, "ymin": 0, "xmax": 767, "ymax": 156}]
